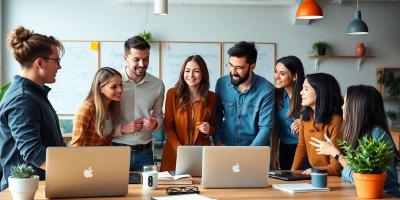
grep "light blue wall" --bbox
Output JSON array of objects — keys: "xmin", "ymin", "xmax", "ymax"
[{"xmin": 2, "ymin": 0, "xmax": 400, "ymax": 96}]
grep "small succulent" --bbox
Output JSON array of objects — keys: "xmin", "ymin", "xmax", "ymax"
[{"xmin": 10, "ymin": 163, "xmax": 35, "ymax": 178}]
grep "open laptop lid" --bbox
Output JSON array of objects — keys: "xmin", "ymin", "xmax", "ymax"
[
  {"xmin": 175, "ymin": 146, "xmax": 203, "ymax": 177},
  {"xmin": 45, "ymin": 146, "xmax": 130, "ymax": 198},
  {"xmin": 201, "ymin": 146, "xmax": 270, "ymax": 188}
]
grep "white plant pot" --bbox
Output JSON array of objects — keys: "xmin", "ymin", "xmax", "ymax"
[{"xmin": 8, "ymin": 175, "xmax": 39, "ymax": 200}]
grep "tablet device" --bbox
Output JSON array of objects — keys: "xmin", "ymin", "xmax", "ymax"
[{"xmin": 268, "ymin": 171, "xmax": 311, "ymax": 181}]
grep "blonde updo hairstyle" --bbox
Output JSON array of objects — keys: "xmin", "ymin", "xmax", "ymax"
[{"xmin": 8, "ymin": 26, "xmax": 64, "ymax": 68}]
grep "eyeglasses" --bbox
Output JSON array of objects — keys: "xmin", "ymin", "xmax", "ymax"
[
  {"xmin": 226, "ymin": 62, "xmax": 246, "ymax": 71},
  {"xmin": 166, "ymin": 186, "xmax": 199, "ymax": 195},
  {"xmin": 42, "ymin": 57, "xmax": 61, "ymax": 67}
]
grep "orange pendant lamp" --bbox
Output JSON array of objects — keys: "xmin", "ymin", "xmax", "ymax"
[{"xmin": 296, "ymin": 0, "xmax": 323, "ymax": 19}]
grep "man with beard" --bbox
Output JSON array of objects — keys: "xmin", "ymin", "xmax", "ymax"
[
  {"xmin": 215, "ymin": 41, "xmax": 275, "ymax": 146},
  {"xmin": 112, "ymin": 36, "xmax": 165, "ymax": 171}
]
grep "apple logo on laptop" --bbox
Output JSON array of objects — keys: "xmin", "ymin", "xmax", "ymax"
[
  {"xmin": 232, "ymin": 163, "xmax": 240, "ymax": 173},
  {"xmin": 83, "ymin": 167, "xmax": 94, "ymax": 178}
]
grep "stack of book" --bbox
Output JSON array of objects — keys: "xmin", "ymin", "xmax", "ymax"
[{"xmin": 158, "ymin": 171, "xmax": 193, "ymax": 185}]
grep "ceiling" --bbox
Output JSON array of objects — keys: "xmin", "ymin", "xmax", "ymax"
[{"xmin": 115, "ymin": 0, "xmax": 400, "ymax": 6}]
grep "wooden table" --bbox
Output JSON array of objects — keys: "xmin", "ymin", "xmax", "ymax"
[{"xmin": 0, "ymin": 177, "xmax": 397, "ymax": 200}]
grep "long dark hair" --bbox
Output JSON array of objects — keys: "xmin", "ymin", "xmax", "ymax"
[
  {"xmin": 275, "ymin": 55, "xmax": 305, "ymax": 118},
  {"xmin": 175, "ymin": 55, "xmax": 210, "ymax": 107},
  {"xmin": 343, "ymin": 85, "xmax": 396, "ymax": 150},
  {"xmin": 302, "ymin": 73, "xmax": 343, "ymax": 124}
]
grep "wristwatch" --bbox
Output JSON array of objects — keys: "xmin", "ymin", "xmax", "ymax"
[{"xmin": 334, "ymin": 153, "xmax": 342, "ymax": 161}]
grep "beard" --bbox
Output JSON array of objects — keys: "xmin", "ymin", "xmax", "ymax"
[{"xmin": 230, "ymin": 67, "xmax": 251, "ymax": 87}]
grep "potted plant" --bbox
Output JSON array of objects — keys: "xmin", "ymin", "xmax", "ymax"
[
  {"xmin": 138, "ymin": 30, "xmax": 153, "ymax": 45},
  {"xmin": 341, "ymin": 136, "xmax": 394, "ymax": 198},
  {"xmin": 378, "ymin": 71, "xmax": 400, "ymax": 98},
  {"xmin": 8, "ymin": 164, "xmax": 39, "ymax": 200},
  {"xmin": 0, "ymin": 82, "xmax": 11, "ymax": 101},
  {"xmin": 312, "ymin": 41, "xmax": 330, "ymax": 56}
]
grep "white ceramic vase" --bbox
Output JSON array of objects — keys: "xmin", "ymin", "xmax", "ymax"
[{"xmin": 8, "ymin": 175, "xmax": 39, "ymax": 200}]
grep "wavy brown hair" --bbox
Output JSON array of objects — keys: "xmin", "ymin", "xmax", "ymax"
[
  {"xmin": 175, "ymin": 55, "xmax": 210, "ymax": 108},
  {"xmin": 85, "ymin": 67, "xmax": 122, "ymax": 138},
  {"xmin": 342, "ymin": 85, "xmax": 394, "ymax": 149}
]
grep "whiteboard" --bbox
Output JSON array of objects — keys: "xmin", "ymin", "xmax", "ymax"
[
  {"xmin": 48, "ymin": 41, "xmax": 98, "ymax": 115},
  {"xmin": 100, "ymin": 41, "xmax": 160, "ymax": 78},
  {"xmin": 223, "ymin": 42, "xmax": 276, "ymax": 83},
  {"xmin": 161, "ymin": 42, "xmax": 221, "ymax": 92}
]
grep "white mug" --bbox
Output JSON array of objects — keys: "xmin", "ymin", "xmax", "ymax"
[{"xmin": 142, "ymin": 165, "xmax": 158, "ymax": 190}]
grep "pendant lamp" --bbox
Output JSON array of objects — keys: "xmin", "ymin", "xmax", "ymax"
[
  {"xmin": 154, "ymin": 0, "xmax": 168, "ymax": 15},
  {"xmin": 296, "ymin": 0, "xmax": 323, "ymax": 19},
  {"xmin": 347, "ymin": 0, "xmax": 368, "ymax": 34}
]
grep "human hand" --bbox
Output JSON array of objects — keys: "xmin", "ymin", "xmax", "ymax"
[
  {"xmin": 121, "ymin": 118, "xmax": 143, "ymax": 133},
  {"xmin": 309, "ymin": 132, "xmax": 341, "ymax": 157},
  {"xmin": 143, "ymin": 110, "xmax": 158, "ymax": 131},
  {"xmin": 302, "ymin": 168, "xmax": 312, "ymax": 175},
  {"xmin": 290, "ymin": 119, "xmax": 300, "ymax": 134},
  {"xmin": 197, "ymin": 122, "xmax": 210, "ymax": 135}
]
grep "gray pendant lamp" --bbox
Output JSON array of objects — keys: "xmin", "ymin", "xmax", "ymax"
[
  {"xmin": 154, "ymin": 0, "xmax": 168, "ymax": 15},
  {"xmin": 347, "ymin": 0, "xmax": 368, "ymax": 34}
]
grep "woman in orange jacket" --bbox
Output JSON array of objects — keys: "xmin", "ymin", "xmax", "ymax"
[{"xmin": 160, "ymin": 55, "xmax": 217, "ymax": 172}]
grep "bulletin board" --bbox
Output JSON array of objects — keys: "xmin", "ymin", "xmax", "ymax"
[{"xmin": 48, "ymin": 41, "xmax": 99, "ymax": 115}]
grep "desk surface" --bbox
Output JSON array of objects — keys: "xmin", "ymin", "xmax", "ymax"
[{"xmin": 0, "ymin": 177, "xmax": 397, "ymax": 200}]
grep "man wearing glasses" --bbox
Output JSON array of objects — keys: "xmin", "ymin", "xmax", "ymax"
[
  {"xmin": 112, "ymin": 36, "xmax": 165, "ymax": 171},
  {"xmin": 215, "ymin": 41, "xmax": 275, "ymax": 146}
]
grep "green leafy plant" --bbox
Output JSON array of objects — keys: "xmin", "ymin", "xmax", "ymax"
[
  {"xmin": 10, "ymin": 163, "xmax": 35, "ymax": 178},
  {"xmin": 0, "ymin": 82, "xmax": 11, "ymax": 101},
  {"xmin": 378, "ymin": 71, "xmax": 400, "ymax": 97},
  {"xmin": 138, "ymin": 30, "xmax": 153, "ymax": 44},
  {"xmin": 311, "ymin": 41, "xmax": 331, "ymax": 55},
  {"xmin": 340, "ymin": 136, "xmax": 394, "ymax": 174}
]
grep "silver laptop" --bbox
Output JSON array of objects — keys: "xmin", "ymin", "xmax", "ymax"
[
  {"xmin": 175, "ymin": 146, "xmax": 203, "ymax": 177},
  {"xmin": 45, "ymin": 146, "xmax": 130, "ymax": 198},
  {"xmin": 201, "ymin": 146, "xmax": 270, "ymax": 188}
]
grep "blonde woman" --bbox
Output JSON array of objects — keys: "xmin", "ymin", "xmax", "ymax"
[{"xmin": 71, "ymin": 67, "xmax": 123, "ymax": 146}]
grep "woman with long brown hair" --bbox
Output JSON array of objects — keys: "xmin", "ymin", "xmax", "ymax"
[
  {"xmin": 160, "ymin": 55, "xmax": 217, "ymax": 172},
  {"xmin": 71, "ymin": 67, "xmax": 123, "ymax": 146},
  {"xmin": 310, "ymin": 85, "xmax": 400, "ymax": 197}
]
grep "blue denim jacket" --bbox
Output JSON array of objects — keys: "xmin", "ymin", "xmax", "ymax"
[
  {"xmin": 341, "ymin": 127, "xmax": 400, "ymax": 197},
  {"xmin": 0, "ymin": 76, "xmax": 65, "ymax": 191},
  {"xmin": 215, "ymin": 74, "xmax": 275, "ymax": 146},
  {"xmin": 276, "ymin": 90, "xmax": 298, "ymax": 144}
]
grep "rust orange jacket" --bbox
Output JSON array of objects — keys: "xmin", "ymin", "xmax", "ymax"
[{"xmin": 160, "ymin": 88, "xmax": 217, "ymax": 172}]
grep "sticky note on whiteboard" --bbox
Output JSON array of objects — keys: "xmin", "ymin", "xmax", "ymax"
[{"xmin": 90, "ymin": 41, "xmax": 99, "ymax": 51}]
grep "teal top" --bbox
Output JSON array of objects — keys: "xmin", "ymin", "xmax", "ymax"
[{"xmin": 341, "ymin": 127, "xmax": 400, "ymax": 197}]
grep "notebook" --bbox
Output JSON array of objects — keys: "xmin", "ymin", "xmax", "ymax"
[
  {"xmin": 201, "ymin": 146, "xmax": 270, "ymax": 188},
  {"xmin": 272, "ymin": 183, "xmax": 329, "ymax": 193},
  {"xmin": 45, "ymin": 146, "xmax": 130, "ymax": 198},
  {"xmin": 269, "ymin": 171, "xmax": 311, "ymax": 181},
  {"xmin": 175, "ymin": 146, "xmax": 203, "ymax": 177}
]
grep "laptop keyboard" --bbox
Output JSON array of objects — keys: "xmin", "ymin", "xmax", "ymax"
[{"xmin": 129, "ymin": 172, "xmax": 142, "ymax": 184}]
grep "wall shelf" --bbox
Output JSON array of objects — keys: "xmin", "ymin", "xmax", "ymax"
[{"xmin": 309, "ymin": 55, "xmax": 375, "ymax": 71}]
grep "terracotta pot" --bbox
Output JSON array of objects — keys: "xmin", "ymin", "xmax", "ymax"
[
  {"xmin": 353, "ymin": 172, "xmax": 387, "ymax": 199},
  {"xmin": 356, "ymin": 43, "xmax": 365, "ymax": 57}
]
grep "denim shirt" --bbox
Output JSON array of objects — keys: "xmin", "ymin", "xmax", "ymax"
[
  {"xmin": 0, "ymin": 75, "xmax": 65, "ymax": 191},
  {"xmin": 276, "ymin": 90, "xmax": 298, "ymax": 144},
  {"xmin": 341, "ymin": 127, "xmax": 400, "ymax": 197},
  {"xmin": 215, "ymin": 74, "xmax": 275, "ymax": 146}
]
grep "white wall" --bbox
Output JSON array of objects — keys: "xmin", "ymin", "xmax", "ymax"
[{"xmin": 2, "ymin": 0, "xmax": 400, "ymax": 96}]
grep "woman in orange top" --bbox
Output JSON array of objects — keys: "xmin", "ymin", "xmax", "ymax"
[
  {"xmin": 71, "ymin": 67, "xmax": 123, "ymax": 146},
  {"xmin": 160, "ymin": 55, "xmax": 217, "ymax": 171}
]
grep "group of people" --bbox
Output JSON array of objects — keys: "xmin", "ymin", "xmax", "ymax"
[{"xmin": 0, "ymin": 26, "xmax": 399, "ymax": 197}]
